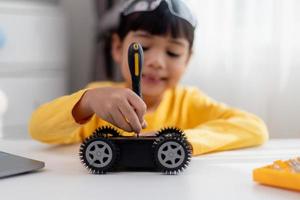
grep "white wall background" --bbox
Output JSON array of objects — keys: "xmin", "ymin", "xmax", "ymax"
[
  {"xmin": 0, "ymin": 0, "xmax": 69, "ymax": 138},
  {"xmin": 182, "ymin": 0, "xmax": 300, "ymax": 138},
  {"xmin": 2, "ymin": 0, "xmax": 299, "ymax": 139},
  {"xmin": 61, "ymin": 0, "xmax": 97, "ymax": 92},
  {"xmin": 54, "ymin": 0, "xmax": 300, "ymax": 138}
]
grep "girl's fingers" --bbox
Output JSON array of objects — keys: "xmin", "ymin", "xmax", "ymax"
[
  {"xmin": 118, "ymin": 100, "xmax": 142, "ymax": 133},
  {"xmin": 126, "ymin": 91, "xmax": 147, "ymax": 125},
  {"xmin": 106, "ymin": 113, "xmax": 116, "ymax": 127},
  {"xmin": 142, "ymin": 120, "xmax": 147, "ymax": 128},
  {"xmin": 110, "ymin": 107, "xmax": 133, "ymax": 132}
]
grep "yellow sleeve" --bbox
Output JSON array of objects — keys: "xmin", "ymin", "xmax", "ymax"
[
  {"xmin": 183, "ymin": 88, "xmax": 269, "ymax": 156},
  {"xmin": 28, "ymin": 82, "xmax": 116, "ymax": 144}
]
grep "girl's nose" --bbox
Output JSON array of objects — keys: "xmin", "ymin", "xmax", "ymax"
[{"xmin": 144, "ymin": 50, "xmax": 166, "ymax": 70}]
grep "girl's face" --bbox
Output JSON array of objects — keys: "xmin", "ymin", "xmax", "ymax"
[{"xmin": 112, "ymin": 30, "xmax": 191, "ymax": 97}]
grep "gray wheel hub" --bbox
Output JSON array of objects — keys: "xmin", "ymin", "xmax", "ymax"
[
  {"xmin": 85, "ymin": 141, "xmax": 113, "ymax": 168},
  {"xmin": 157, "ymin": 141, "xmax": 185, "ymax": 168}
]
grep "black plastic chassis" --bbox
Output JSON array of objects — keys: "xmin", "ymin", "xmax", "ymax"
[
  {"xmin": 79, "ymin": 127, "xmax": 192, "ymax": 174},
  {"xmin": 110, "ymin": 136, "xmax": 160, "ymax": 169}
]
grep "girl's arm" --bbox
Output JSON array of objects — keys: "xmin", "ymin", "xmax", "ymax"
[
  {"xmin": 182, "ymin": 88, "xmax": 269, "ymax": 156},
  {"xmin": 29, "ymin": 82, "xmax": 146, "ymax": 144},
  {"xmin": 29, "ymin": 89, "xmax": 99, "ymax": 144}
]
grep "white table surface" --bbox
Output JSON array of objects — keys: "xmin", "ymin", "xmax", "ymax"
[{"xmin": 0, "ymin": 138, "xmax": 300, "ymax": 200}]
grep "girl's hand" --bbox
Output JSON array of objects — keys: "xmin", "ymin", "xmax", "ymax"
[{"xmin": 72, "ymin": 87, "xmax": 147, "ymax": 133}]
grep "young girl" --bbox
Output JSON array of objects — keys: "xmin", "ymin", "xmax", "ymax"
[{"xmin": 29, "ymin": 0, "xmax": 268, "ymax": 156}]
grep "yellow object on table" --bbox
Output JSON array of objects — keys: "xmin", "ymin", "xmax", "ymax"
[{"xmin": 253, "ymin": 157, "xmax": 300, "ymax": 191}]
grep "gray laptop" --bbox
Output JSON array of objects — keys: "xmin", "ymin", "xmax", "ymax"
[{"xmin": 0, "ymin": 151, "xmax": 45, "ymax": 178}]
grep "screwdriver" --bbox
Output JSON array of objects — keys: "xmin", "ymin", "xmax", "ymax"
[
  {"xmin": 128, "ymin": 42, "xmax": 144, "ymax": 136},
  {"xmin": 128, "ymin": 42, "xmax": 143, "ymax": 97}
]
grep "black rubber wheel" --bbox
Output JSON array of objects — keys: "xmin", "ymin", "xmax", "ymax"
[
  {"xmin": 92, "ymin": 126, "xmax": 121, "ymax": 138},
  {"xmin": 155, "ymin": 127, "xmax": 185, "ymax": 138},
  {"xmin": 153, "ymin": 130, "xmax": 192, "ymax": 175},
  {"xmin": 79, "ymin": 136, "xmax": 118, "ymax": 174}
]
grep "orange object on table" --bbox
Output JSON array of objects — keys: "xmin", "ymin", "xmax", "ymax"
[{"xmin": 253, "ymin": 157, "xmax": 300, "ymax": 191}]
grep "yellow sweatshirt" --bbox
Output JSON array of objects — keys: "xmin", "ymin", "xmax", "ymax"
[{"xmin": 29, "ymin": 81, "xmax": 268, "ymax": 156}]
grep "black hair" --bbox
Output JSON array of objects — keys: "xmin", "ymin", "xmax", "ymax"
[{"xmin": 117, "ymin": 2, "xmax": 195, "ymax": 49}]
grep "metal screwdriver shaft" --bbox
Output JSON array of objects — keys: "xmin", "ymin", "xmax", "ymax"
[{"xmin": 128, "ymin": 42, "xmax": 144, "ymax": 136}]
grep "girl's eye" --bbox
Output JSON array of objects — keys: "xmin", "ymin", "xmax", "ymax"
[
  {"xmin": 142, "ymin": 46, "xmax": 149, "ymax": 51},
  {"xmin": 167, "ymin": 51, "xmax": 180, "ymax": 58}
]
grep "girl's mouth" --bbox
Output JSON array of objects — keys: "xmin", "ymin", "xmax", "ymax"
[{"xmin": 142, "ymin": 74, "xmax": 167, "ymax": 85}]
